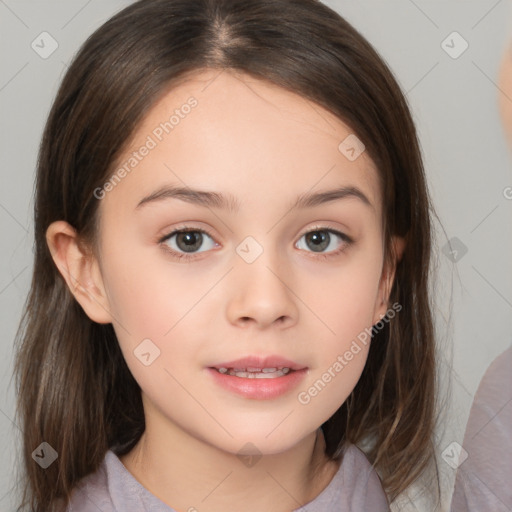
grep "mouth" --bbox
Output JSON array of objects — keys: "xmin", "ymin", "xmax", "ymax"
[
  {"xmin": 206, "ymin": 355, "xmax": 308, "ymax": 399},
  {"xmin": 208, "ymin": 355, "xmax": 306, "ymax": 378},
  {"xmin": 212, "ymin": 366, "xmax": 294, "ymax": 379}
]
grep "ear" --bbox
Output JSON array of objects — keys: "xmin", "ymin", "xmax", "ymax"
[
  {"xmin": 372, "ymin": 235, "xmax": 406, "ymax": 325},
  {"xmin": 46, "ymin": 220, "xmax": 112, "ymax": 324}
]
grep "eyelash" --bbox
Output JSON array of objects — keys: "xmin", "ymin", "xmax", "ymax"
[{"xmin": 158, "ymin": 225, "xmax": 353, "ymax": 262}]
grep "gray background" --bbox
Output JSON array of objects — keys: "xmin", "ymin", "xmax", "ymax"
[{"xmin": 1, "ymin": 0, "xmax": 511, "ymax": 510}]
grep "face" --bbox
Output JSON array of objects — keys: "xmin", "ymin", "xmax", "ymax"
[{"xmin": 82, "ymin": 69, "xmax": 397, "ymax": 455}]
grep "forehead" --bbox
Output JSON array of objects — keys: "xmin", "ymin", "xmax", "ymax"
[{"xmin": 104, "ymin": 68, "xmax": 382, "ymax": 217}]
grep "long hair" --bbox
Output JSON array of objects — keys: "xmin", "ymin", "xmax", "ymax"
[{"xmin": 13, "ymin": 0, "xmax": 438, "ymax": 509}]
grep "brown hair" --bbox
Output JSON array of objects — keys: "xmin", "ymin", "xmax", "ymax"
[{"xmin": 13, "ymin": 0, "xmax": 439, "ymax": 510}]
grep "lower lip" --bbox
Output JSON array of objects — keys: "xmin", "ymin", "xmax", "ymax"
[{"xmin": 206, "ymin": 368, "xmax": 308, "ymax": 400}]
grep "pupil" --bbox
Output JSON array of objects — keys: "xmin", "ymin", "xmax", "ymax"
[
  {"xmin": 307, "ymin": 231, "xmax": 329, "ymax": 252},
  {"xmin": 177, "ymin": 232, "xmax": 202, "ymax": 252}
]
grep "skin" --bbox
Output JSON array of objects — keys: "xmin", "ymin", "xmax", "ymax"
[
  {"xmin": 499, "ymin": 39, "xmax": 512, "ymax": 145},
  {"xmin": 47, "ymin": 68, "xmax": 404, "ymax": 511}
]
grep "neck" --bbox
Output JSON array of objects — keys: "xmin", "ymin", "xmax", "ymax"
[{"xmin": 120, "ymin": 409, "xmax": 339, "ymax": 512}]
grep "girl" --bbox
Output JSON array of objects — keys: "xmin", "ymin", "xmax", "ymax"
[{"xmin": 13, "ymin": 0, "xmax": 438, "ymax": 510}]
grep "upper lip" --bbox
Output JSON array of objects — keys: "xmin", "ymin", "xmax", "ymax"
[{"xmin": 209, "ymin": 355, "xmax": 307, "ymax": 371}]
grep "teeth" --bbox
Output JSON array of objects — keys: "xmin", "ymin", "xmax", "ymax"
[{"xmin": 215, "ymin": 367, "xmax": 292, "ymax": 378}]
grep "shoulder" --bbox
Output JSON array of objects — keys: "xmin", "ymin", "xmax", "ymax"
[
  {"xmin": 451, "ymin": 345, "xmax": 512, "ymax": 511},
  {"xmin": 295, "ymin": 443, "xmax": 389, "ymax": 512},
  {"xmin": 66, "ymin": 452, "xmax": 115, "ymax": 511},
  {"xmin": 66, "ymin": 449, "xmax": 176, "ymax": 512},
  {"xmin": 340, "ymin": 444, "xmax": 390, "ymax": 510}
]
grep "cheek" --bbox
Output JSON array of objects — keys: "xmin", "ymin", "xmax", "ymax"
[
  {"xmin": 307, "ymin": 251, "xmax": 383, "ymax": 341},
  {"xmin": 102, "ymin": 260, "xmax": 168, "ymax": 336},
  {"xmin": 296, "ymin": 279, "xmax": 375, "ymax": 420},
  {"xmin": 311, "ymin": 285, "xmax": 374, "ymax": 397},
  {"xmin": 295, "ymin": 250, "xmax": 382, "ymax": 409},
  {"xmin": 100, "ymin": 232, "xmax": 203, "ymax": 336},
  {"xmin": 98, "ymin": 239, "xmax": 209, "ymax": 385}
]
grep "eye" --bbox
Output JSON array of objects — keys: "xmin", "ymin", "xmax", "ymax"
[
  {"xmin": 158, "ymin": 225, "xmax": 352, "ymax": 262},
  {"xmin": 159, "ymin": 227, "xmax": 218, "ymax": 260},
  {"xmin": 295, "ymin": 227, "xmax": 352, "ymax": 258}
]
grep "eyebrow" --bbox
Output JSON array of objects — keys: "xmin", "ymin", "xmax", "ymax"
[{"xmin": 135, "ymin": 184, "xmax": 373, "ymax": 212}]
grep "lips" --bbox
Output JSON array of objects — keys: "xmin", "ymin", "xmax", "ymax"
[
  {"xmin": 206, "ymin": 355, "xmax": 309, "ymax": 399},
  {"xmin": 209, "ymin": 355, "xmax": 307, "ymax": 373},
  {"xmin": 217, "ymin": 367, "xmax": 291, "ymax": 378}
]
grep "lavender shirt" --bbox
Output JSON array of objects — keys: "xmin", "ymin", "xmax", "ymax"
[
  {"xmin": 451, "ymin": 345, "xmax": 512, "ymax": 511},
  {"xmin": 66, "ymin": 443, "xmax": 389, "ymax": 511}
]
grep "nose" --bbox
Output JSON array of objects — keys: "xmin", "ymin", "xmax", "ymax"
[{"xmin": 225, "ymin": 246, "xmax": 299, "ymax": 330}]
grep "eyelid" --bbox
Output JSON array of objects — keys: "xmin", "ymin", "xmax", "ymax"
[
  {"xmin": 298, "ymin": 223, "xmax": 353, "ymax": 243},
  {"xmin": 158, "ymin": 224, "xmax": 217, "ymax": 243}
]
